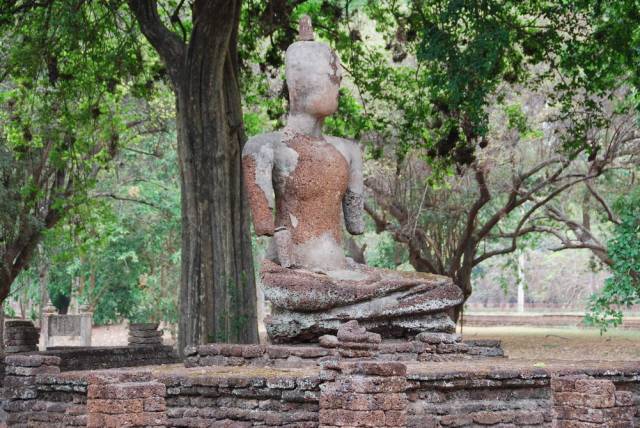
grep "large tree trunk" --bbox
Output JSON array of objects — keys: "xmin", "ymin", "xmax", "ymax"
[
  {"xmin": 128, "ymin": 0, "xmax": 258, "ymax": 353},
  {"xmin": 176, "ymin": 14, "xmax": 257, "ymax": 350}
]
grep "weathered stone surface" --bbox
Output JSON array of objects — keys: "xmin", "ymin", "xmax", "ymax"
[
  {"xmin": 416, "ymin": 332, "xmax": 461, "ymax": 344},
  {"xmin": 128, "ymin": 329, "xmax": 163, "ymax": 338},
  {"xmin": 262, "ymin": 260, "xmax": 463, "ymax": 343},
  {"xmin": 129, "ymin": 322, "xmax": 159, "ymax": 331},
  {"xmin": 319, "ymin": 334, "xmax": 339, "ymax": 348},
  {"xmin": 88, "ymin": 382, "xmax": 166, "ymax": 399},
  {"xmin": 550, "ymin": 375, "xmax": 636, "ymax": 427}
]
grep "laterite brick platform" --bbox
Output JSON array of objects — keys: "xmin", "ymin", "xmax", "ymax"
[{"xmin": 3, "ymin": 352, "xmax": 639, "ymax": 427}]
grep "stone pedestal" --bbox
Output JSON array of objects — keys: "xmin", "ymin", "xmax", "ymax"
[
  {"xmin": 4, "ymin": 320, "xmax": 40, "ymax": 353},
  {"xmin": 128, "ymin": 323, "xmax": 162, "ymax": 346}
]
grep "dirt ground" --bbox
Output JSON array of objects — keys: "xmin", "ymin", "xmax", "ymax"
[
  {"xmin": 459, "ymin": 325, "xmax": 640, "ymax": 362},
  {"xmin": 77, "ymin": 323, "xmax": 640, "ymax": 362}
]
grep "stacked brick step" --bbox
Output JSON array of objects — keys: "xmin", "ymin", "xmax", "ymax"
[
  {"xmin": 551, "ymin": 375, "xmax": 637, "ymax": 427},
  {"xmin": 87, "ymin": 380, "xmax": 167, "ymax": 427},
  {"xmin": 318, "ymin": 321, "xmax": 408, "ymax": 427},
  {"xmin": 128, "ymin": 322, "xmax": 163, "ymax": 346},
  {"xmin": 320, "ymin": 360, "xmax": 408, "ymax": 427},
  {"xmin": 4, "ymin": 320, "xmax": 40, "ymax": 353}
]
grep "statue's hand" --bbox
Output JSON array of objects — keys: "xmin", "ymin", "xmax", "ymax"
[{"xmin": 273, "ymin": 227, "xmax": 295, "ymax": 268}]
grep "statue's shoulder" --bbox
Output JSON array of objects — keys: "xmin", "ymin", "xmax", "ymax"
[
  {"xmin": 243, "ymin": 131, "xmax": 282, "ymax": 157},
  {"xmin": 325, "ymin": 135, "xmax": 361, "ymax": 164}
]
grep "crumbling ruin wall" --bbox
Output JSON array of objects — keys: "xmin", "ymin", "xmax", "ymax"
[
  {"xmin": 162, "ymin": 372, "xmax": 321, "ymax": 427},
  {"xmin": 2, "ymin": 354, "xmax": 639, "ymax": 427}
]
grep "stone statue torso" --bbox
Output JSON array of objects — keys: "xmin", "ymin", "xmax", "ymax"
[
  {"xmin": 243, "ymin": 130, "xmax": 361, "ymax": 271},
  {"xmin": 274, "ymin": 133, "xmax": 350, "ymax": 246}
]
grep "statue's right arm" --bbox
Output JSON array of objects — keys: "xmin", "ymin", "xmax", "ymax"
[{"xmin": 242, "ymin": 134, "xmax": 276, "ymax": 236}]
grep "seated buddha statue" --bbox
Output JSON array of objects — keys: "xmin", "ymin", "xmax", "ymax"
[{"xmin": 242, "ymin": 17, "xmax": 463, "ymax": 343}]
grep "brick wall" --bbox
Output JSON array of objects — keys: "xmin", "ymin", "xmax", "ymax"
[
  {"xmin": 406, "ymin": 370, "xmax": 551, "ymax": 426},
  {"xmin": 2, "ymin": 355, "xmax": 640, "ymax": 427},
  {"xmin": 3, "ymin": 354, "xmax": 87, "ymax": 427},
  {"xmin": 319, "ymin": 361, "xmax": 407, "ymax": 427},
  {"xmin": 552, "ymin": 376, "xmax": 637, "ymax": 427},
  {"xmin": 162, "ymin": 371, "xmax": 321, "ymax": 426}
]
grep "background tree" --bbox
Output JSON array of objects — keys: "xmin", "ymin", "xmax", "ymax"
[{"xmin": 0, "ymin": 1, "xmax": 153, "ymax": 306}]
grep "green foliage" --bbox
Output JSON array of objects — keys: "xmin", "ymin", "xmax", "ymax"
[
  {"xmin": 366, "ymin": 232, "xmax": 400, "ymax": 269},
  {"xmin": 0, "ymin": 1, "xmax": 159, "ymax": 300},
  {"xmin": 9, "ymin": 119, "xmax": 181, "ymax": 325},
  {"xmin": 586, "ymin": 189, "xmax": 640, "ymax": 330}
]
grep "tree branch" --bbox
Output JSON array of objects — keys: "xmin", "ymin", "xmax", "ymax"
[{"xmin": 127, "ymin": 0, "xmax": 186, "ymax": 82}]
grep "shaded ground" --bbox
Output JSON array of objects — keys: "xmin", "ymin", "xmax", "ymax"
[{"xmin": 460, "ymin": 326, "xmax": 640, "ymax": 362}]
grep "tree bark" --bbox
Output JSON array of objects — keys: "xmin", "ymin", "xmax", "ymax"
[{"xmin": 129, "ymin": 0, "xmax": 258, "ymax": 352}]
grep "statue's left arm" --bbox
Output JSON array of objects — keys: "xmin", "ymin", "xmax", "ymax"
[{"xmin": 343, "ymin": 141, "xmax": 365, "ymax": 235}]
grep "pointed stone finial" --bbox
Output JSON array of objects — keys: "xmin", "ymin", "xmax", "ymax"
[{"xmin": 298, "ymin": 15, "xmax": 314, "ymax": 41}]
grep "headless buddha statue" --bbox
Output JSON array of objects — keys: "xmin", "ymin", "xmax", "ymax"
[{"xmin": 242, "ymin": 17, "xmax": 463, "ymax": 343}]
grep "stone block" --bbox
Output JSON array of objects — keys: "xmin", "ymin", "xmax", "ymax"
[
  {"xmin": 334, "ymin": 376, "xmax": 406, "ymax": 394},
  {"xmin": 87, "ymin": 411, "xmax": 167, "ymax": 427},
  {"xmin": 416, "ymin": 332, "xmax": 460, "ymax": 344},
  {"xmin": 127, "ymin": 336, "xmax": 162, "ymax": 345},
  {"xmin": 338, "ymin": 349, "xmax": 376, "ymax": 358},
  {"xmin": 289, "ymin": 346, "xmax": 331, "ymax": 358},
  {"xmin": 196, "ymin": 344, "xmax": 222, "ymax": 356},
  {"xmin": 604, "ymin": 406, "xmax": 636, "ymax": 421},
  {"xmin": 472, "ymin": 410, "xmax": 513, "ymax": 425},
  {"xmin": 339, "ymin": 361, "xmax": 406, "ymax": 377},
  {"xmin": 128, "ymin": 329, "xmax": 163, "ymax": 338},
  {"xmin": 319, "ymin": 409, "xmax": 386, "ymax": 427},
  {"xmin": 319, "ymin": 334, "xmax": 339, "ymax": 348},
  {"xmin": 514, "ymin": 410, "xmax": 545, "ymax": 425},
  {"xmin": 438, "ymin": 414, "xmax": 473, "ymax": 426},
  {"xmin": 5, "ymin": 344, "xmax": 38, "ymax": 353},
  {"xmin": 321, "ymin": 390, "xmax": 406, "ymax": 412},
  {"xmin": 129, "ymin": 322, "xmax": 159, "ymax": 331},
  {"xmin": 5, "ymin": 364, "xmax": 60, "ymax": 376},
  {"xmin": 143, "ymin": 396, "xmax": 166, "ymax": 412},
  {"xmin": 266, "ymin": 377, "xmax": 296, "ymax": 389},
  {"xmin": 242, "ymin": 344, "xmax": 266, "ymax": 358},
  {"xmin": 87, "ymin": 382, "xmax": 166, "ymax": 399},
  {"xmin": 219, "ymin": 344, "xmax": 244, "ymax": 357},
  {"xmin": 614, "ymin": 390, "xmax": 634, "ymax": 407},
  {"xmin": 87, "ymin": 398, "xmax": 144, "ymax": 414},
  {"xmin": 574, "ymin": 379, "xmax": 616, "ymax": 396},
  {"xmin": 266, "ymin": 345, "xmax": 291, "ymax": 359},
  {"xmin": 385, "ymin": 410, "xmax": 407, "ymax": 427}
]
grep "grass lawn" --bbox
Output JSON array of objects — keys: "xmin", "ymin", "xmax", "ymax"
[{"xmin": 459, "ymin": 326, "xmax": 640, "ymax": 362}]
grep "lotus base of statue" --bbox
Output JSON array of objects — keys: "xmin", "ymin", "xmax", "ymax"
[{"xmin": 261, "ymin": 260, "xmax": 463, "ymax": 343}]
